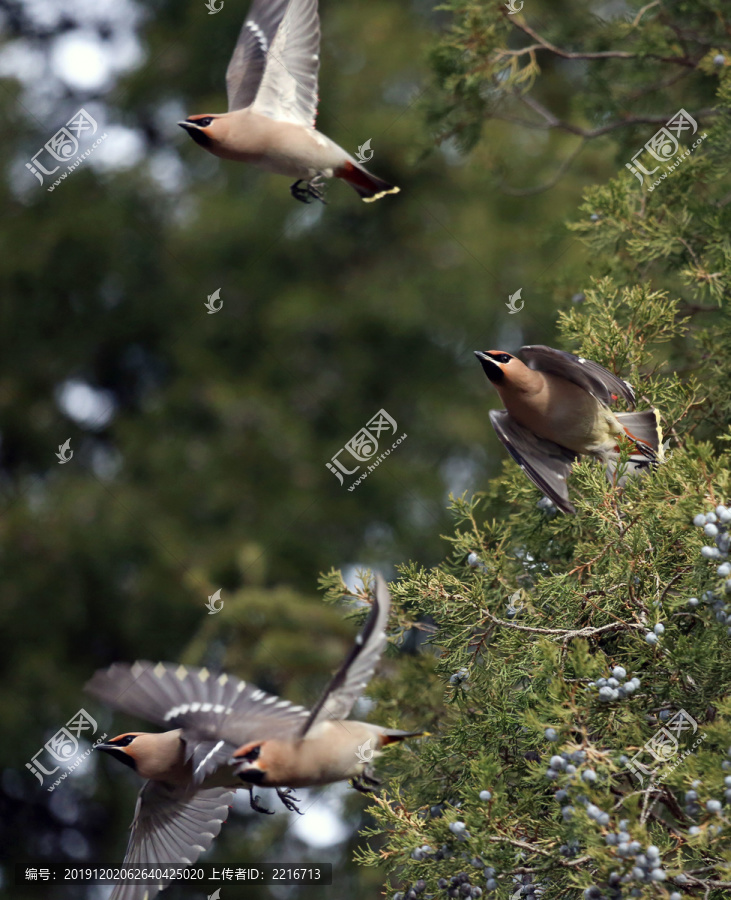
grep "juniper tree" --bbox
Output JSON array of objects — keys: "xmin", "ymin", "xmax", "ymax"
[{"xmin": 318, "ymin": 5, "xmax": 731, "ymax": 899}]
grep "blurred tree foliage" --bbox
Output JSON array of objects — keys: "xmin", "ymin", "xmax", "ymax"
[{"xmin": 1, "ymin": 0, "xmax": 728, "ymax": 897}]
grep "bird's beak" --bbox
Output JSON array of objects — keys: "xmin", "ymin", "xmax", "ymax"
[
  {"xmin": 97, "ymin": 741, "xmax": 124, "ymax": 754},
  {"xmin": 96, "ymin": 743, "xmax": 137, "ymax": 771},
  {"xmin": 474, "ymin": 350, "xmax": 504, "ymax": 384},
  {"xmin": 178, "ymin": 120, "xmax": 212, "ymax": 148}
]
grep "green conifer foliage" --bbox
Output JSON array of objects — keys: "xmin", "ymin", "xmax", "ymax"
[{"xmin": 346, "ymin": 8, "xmax": 731, "ymax": 899}]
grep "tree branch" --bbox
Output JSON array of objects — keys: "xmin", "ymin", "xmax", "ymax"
[
  {"xmin": 506, "ymin": 18, "xmax": 698, "ymax": 67},
  {"xmin": 480, "ymin": 609, "xmax": 645, "ymax": 643}
]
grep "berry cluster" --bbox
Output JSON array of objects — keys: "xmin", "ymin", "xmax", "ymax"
[
  {"xmin": 689, "ymin": 507, "xmax": 731, "ymax": 628},
  {"xmin": 393, "ymin": 879, "xmax": 428, "ymax": 900},
  {"xmin": 544, "ymin": 747, "xmax": 590, "ymax": 789},
  {"xmin": 437, "ymin": 870, "xmax": 484, "ymax": 898},
  {"xmin": 683, "ymin": 764, "xmax": 730, "ymax": 827},
  {"xmin": 644, "ymin": 622, "xmax": 665, "ymax": 645},
  {"xmin": 588, "ymin": 666, "xmax": 641, "ymax": 703},
  {"xmin": 693, "ymin": 506, "xmax": 731, "ymax": 560},
  {"xmin": 543, "ymin": 747, "xmax": 681, "ymax": 894},
  {"xmin": 411, "ymin": 844, "xmax": 435, "ymax": 862},
  {"xmin": 511, "ymin": 873, "xmax": 545, "ymax": 898},
  {"xmin": 399, "ymin": 843, "xmax": 499, "ymax": 898},
  {"xmin": 582, "ymin": 824, "xmax": 678, "ymax": 898},
  {"xmin": 398, "ymin": 844, "xmax": 480, "ymax": 898}
]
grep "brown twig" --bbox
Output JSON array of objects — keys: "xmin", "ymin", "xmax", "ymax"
[
  {"xmin": 507, "ymin": 18, "xmax": 698, "ymax": 67},
  {"xmin": 481, "ymin": 609, "xmax": 645, "ymax": 644}
]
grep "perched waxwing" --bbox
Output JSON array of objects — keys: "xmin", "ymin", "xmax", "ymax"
[
  {"xmin": 85, "ymin": 574, "xmax": 420, "ymax": 900},
  {"xmin": 178, "ymin": 0, "xmax": 400, "ymax": 204},
  {"xmin": 475, "ymin": 345, "xmax": 664, "ymax": 514}
]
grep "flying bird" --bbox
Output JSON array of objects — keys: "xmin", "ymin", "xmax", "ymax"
[
  {"xmin": 85, "ymin": 574, "xmax": 420, "ymax": 900},
  {"xmin": 178, "ymin": 0, "xmax": 400, "ymax": 204},
  {"xmin": 475, "ymin": 345, "xmax": 664, "ymax": 514}
]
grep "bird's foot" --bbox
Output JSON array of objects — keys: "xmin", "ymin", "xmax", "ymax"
[
  {"xmin": 289, "ymin": 178, "xmax": 328, "ymax": 205},
  {"xmin": 276, "ymin": 787, "xmax": 304, "ymax": 814},
  {"xmin": 248, "ymin": 785, "xmax": 274, "ymax": 815},
  {"xmin": 351, "ymin": 773, "xmax": 379, "ymax": 795},
  {"xmin": 361, "ymin": 765, "xmax": 381, "ymax": 787}
]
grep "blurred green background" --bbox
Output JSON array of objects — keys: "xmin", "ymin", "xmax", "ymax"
[{"xmin": 1, "ymin": 0, "xmax": 719, "ymax": 895}]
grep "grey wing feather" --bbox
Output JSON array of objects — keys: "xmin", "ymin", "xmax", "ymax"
[
  {"xmin": 108, "ymin": 782, "xmax": 234, "ymax": 900},
  {"xmin": 226, "ymin": 0, "xmax": 292, "ymax": 111},
  {"xmin": 251, "ymin": 0, "xmax": 320, "ymax": 127},
  {"xmin": 490, "ymin": 410, "xmax": 578, "ymax": 515},
  {"xmin": 520, "ymin": 345, "xmax": 635, "ymax": 408},
  {"xmin": 85, "ymin": 662, "xmax": 310, "ymax": 783},
  {"xmin": 300, "ymin": 573, "xmax": 391, "ymax": 735}
]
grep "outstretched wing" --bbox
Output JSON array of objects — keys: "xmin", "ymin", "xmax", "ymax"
[
  {"xmin": 520, "ymin": 345, "xmax": 635, "ymax": 408},
  {"xmin": 490, "ymin": 409, "xmax": 578, "ymax": 515},
  {"xmin": 251, "ymin": 0, "xmax": 321, "ymax": 127},
  {"xmin": 300, "ymin": 573, "xmax": 391, "ymax": 735},
  {"xmin": 226, "ymin": 0, "xmax": 291, "ymax": 111},
  {"xmin": 85, "ymin": 661, "xmax": 310, "ymax": 782},
  {"xmin": 107, "ymin": 782, "xmax": 234, "ymax": 900}
]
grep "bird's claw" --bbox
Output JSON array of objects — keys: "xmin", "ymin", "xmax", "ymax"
[
  {"xmin": 248, "ymin": 785, "xmax": 274, "ymax": 815},
  {"xmin": 361, "ymin": 765, "xmax": 381, "ymax": 787},
  {"xmin": 290, "ymin": 178, "xmax": 328, "ymax": 205},
  {"xmin": 276, "ymin": 787, "xmax": 303, "ymax": 814},
  {"xmin": 351, "ymin": 773, "xmax": 379, "ymax": 795}
]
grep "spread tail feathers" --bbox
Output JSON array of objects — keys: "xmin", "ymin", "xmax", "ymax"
[
  {"xmin": 615, "ymin": 409, "xmax": 664, "ymax": 462},
  {"xmin": 607, "ymin": 408, "xmax": 664, "ymax": 485},
  {"xmin": 336, "ymin": 161, "xmax": 400, "ymax": 202}
]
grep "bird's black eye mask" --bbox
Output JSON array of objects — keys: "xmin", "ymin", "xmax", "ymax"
[
  {"xmin": 109, "ymin": 734, "xmax": 136, "ymax": 747},
  {"xmin": 98, "ymin": 736, "xmax": 138, "ymax": 771},
  {"xmin": 233, "ymin": 743, "xmax": 265, "ymax": 783},
  {"xmin": 236, "ymin": 743, "xmax": 262, "ymax": 762},
  {"xmin": 488, "ymin": 352, "xmax": 513, "ymax": 365},
  {"xmin": 179, "ymin": 119, "xmax": 214, "ymax": 148}
]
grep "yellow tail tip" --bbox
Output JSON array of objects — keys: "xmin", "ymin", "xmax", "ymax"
[{"xmin": 362, "ymin": 186, "xmax": 401, "ymax": 203}]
